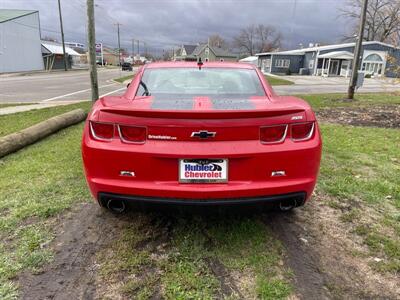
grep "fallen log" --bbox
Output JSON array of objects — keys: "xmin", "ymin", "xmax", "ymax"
[{"xmin": 0, "ymin": 109, "xmax": 87, "ymax": 158}]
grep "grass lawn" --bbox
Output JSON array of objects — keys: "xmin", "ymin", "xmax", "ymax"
[
  {"xmin": 0, "ymin": 102, "xmax": 91, "ymax": 137},
  {"xmin": 318, "ymin": 124, "xmax": 400, "ymax": 273},
  {"xmin": 302, "ymin": 92, "xmax": 400, "ymax": 273},
  {"xmin": 0, "ymin": 123, "xmax": 89, "ymax": 298},
  {"xmin": 114, "ymin": 74, "xmax": 135, "ymax": 83},
  {"xmin": 264, "ymin": 75, "xmax": 294, "ymax": 86},
  {"xmin": 301, "ymin": 93, "xmax": 400, "ymax": 110}
]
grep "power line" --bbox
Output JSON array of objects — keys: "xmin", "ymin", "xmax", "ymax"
[
  {"xmin": 8, "ymin": 8, "xmax": 192, "ymax": 55},
  {"xmin": 9, "ymin": 19, "xmax": 61, "ymax": 34}
]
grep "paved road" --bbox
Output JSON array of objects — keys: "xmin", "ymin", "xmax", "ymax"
[{"xmin": 0, "ymin": 68, "xmax": 133, "ymax": 103}]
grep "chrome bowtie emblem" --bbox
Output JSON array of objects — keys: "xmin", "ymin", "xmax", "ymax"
[{"xmin": 191, "ymin": 130, "xmax": 216, "ymax": 139}]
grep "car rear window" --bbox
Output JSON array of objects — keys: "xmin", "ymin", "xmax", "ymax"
[{"xmin": 136, "ymin": 67, "xmax": 266, "ymax": 98}]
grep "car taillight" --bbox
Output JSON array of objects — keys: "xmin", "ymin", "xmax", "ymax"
[
  {"xmin": 260, "ymin": 125, "xmax": 288, "ymax": 144},
  {"xmin": 118, "ymin": 125, "xmax": 146, "ymax": 143},
  {"xmin": 291, "ymin": 122, "xmax": 315, "ymax": 141},
  {"xmin": 90, "ymin": 121, "xmax": 114, "ymax": 141}
]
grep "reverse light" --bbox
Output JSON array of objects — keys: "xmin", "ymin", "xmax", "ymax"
[
  {"xmin": 291, "ymin": 122, "xmax": 315, "ymax": 141},
  {"xmin": 90, "ymin": 121, "xmax": 114, "ymax": 141},
  {"xmin": 260, "ymin": 124, "xmax": 288, "ymax": 144},
  {"xmin": 118, "ymin": 125, "xmax": 146, "ymax": 143},
  {"xmin": 120, "ymin": 170, "xmax": 135, "ymax": 177},
  {"xmin": 271, "ymin": 170, "xmax": 286, "ymax": 177}
]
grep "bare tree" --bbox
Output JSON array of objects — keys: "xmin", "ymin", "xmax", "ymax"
[
  {"xmin": 256, "ymin": 25, "xmax": 282, "ymax": 53},
  {"xmin": 387, "ymin": 55, "xmax": 400, "ymax": 81},
  {"xmin": 389, "ymin": 28, "xmax": 400, "ymax": 46},
  {"xmin": 233, "ymin": 24, "xmax": 281, "ymax": 56},
  {"xmin": 341, "ymin": 0, "xmax": 400, "ymax": 43},
  {"xmin": 208, "ymin": 34, "xmax": 230, "ymax": 50},
  {"xmin": 162, "ymin": 49, "xmax": 173, "ymax": 61}
]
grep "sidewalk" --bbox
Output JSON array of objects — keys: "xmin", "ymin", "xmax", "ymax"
[
  {"xmin": 270, "ymin": 74, "xmax": 400, "ymax": 95},
  {"xmin": 0, "ymin": 101, "xmax": 89, "ymax": 116}
]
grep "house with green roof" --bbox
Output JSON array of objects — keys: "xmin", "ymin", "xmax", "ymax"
[
  {"xmin": 174, "ymin": 44, "xmax": 237, "ymax": 62},
  {"xmin": 0, "ymin": 9, "xmax": 44, "ymax": 73}
]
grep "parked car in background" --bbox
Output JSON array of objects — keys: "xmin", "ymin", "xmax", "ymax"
[
  {"xmin": 82, "ymin": 62, "xmax": 322, "ymax": 213},
  {"xmin": 121, "ymin": 62, "xmax": 133, "ymax": 71},
  {"xmin": 96, "ymin": 59, "xmax": 106, "ymax": 65}
]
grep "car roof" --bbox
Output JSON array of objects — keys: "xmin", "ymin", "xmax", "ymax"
[{"xmin": 144, "ymin": 61, "xmax": 255, "ymax": 69}]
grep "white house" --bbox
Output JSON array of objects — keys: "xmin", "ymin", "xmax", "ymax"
[{"xmin": 256, "ymin": 41, "xmax": 400, "ymax": 78}]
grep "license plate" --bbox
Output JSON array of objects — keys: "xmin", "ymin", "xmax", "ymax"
[{"xmin": 179, "ymin": 159, "xmax": 228, "ymax": 183}]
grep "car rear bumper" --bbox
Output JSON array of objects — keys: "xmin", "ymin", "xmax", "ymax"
[
  {"xmin": 82, "ymin": 121, "xmax": 322, "ymax": 202},
  {"xmin": 98, "ymin": 191, "xmax": 306, "ymax": 206},
  {"xmin": 86, "ymin": 176, "xmax": 317, "ymax": 200}
]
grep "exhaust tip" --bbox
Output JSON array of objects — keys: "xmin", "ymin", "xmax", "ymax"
[
  {"xmin": 107, "ymin": 199, "xmax": 126, "ymax": 213},
  {"xmin": 279, "ymin": 198, "xmax": 297, "ymax": 212}
]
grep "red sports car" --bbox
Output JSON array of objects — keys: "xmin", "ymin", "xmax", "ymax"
[{"xmin": 82, "ymin": 62, "xmax": 322, "ymax": 213}]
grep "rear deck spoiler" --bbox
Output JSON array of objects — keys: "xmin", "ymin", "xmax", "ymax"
[{"xmin": 100, "ymin": 108, "xmax": 305, "ymax": 119}]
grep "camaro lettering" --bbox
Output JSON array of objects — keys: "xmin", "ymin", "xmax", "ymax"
[{"xmin": 291, "ymin": 115, "xmax": 303, "ymax": 120}]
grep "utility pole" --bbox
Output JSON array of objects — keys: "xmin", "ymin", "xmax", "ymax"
[
  {"xmin": 131, "ymin": 38, "xmax": 135, "ymax": 56},
  {"xmin": 137, "ymin": 40, "xmax": 140, "ymax": 55},
  {"xmin": 114, "ymin": 23, "xmax": 122, "ymax": 66},
  {"xmin": 87, "ymin": 0, "xmax": 99, "ymax": 101},
  {"xmin": 57, "ymin": 0, "xmax": 68, "ymax": 71},
  {"xmin": 348, "ymin": 0, "xmax": 368, "ymax": 99}
]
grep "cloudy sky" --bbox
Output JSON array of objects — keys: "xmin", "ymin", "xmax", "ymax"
[{"xmin": 1, "ymin": 0, "xmax": 352, "ymax": 54}]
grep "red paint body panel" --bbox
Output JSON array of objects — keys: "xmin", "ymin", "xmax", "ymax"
[{"xmin": 82, "ymin": 62, "xmax": 322, "ymax": 204}]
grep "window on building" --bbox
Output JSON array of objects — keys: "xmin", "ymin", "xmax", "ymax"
[
  {"xmin": 275, "ymin": 59, "xmax": 290, "ymax": 68},
  {"xmin": 362, "ymin": 53, "xmax": 384, "ymax": 75},
  {"xmin": 364, "ymin": 54, "xmax": 383, "ymax": 62}
]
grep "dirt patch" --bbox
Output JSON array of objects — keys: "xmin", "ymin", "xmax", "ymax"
[
  {"xmin": 18, "ymin": 202, "xmax": 129, "ymax": 299},
  {"xmin": 265, "ymin": 194, "xmax": 400, "ymax": 300},
  {"xmin": 264, "ymin": 212, "xmax": 333, "ymax": 300},
  {"xmin": 17, "ymin": 200, "xmax": 400, "ymax": 300},
  {"xmin": 94, "ymin": 213, "xmax": 173, "ymax": 300},
  {"xmin": 206, "ymin": 257, "xmax": 243, "ymax": 299},
  {"xmin": 316, "ymin": 105, "xmax": 400, "ymax": 128}
]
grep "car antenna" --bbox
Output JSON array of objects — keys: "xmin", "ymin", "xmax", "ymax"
[{"xmin": 197, "ymin": 57, "xmax": 203, "ymax": 70}]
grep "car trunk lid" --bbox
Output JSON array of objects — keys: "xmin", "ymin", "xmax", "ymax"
[{"xmin": 98, "ymin": 96, "xmax": 307, "ymax": 142}]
